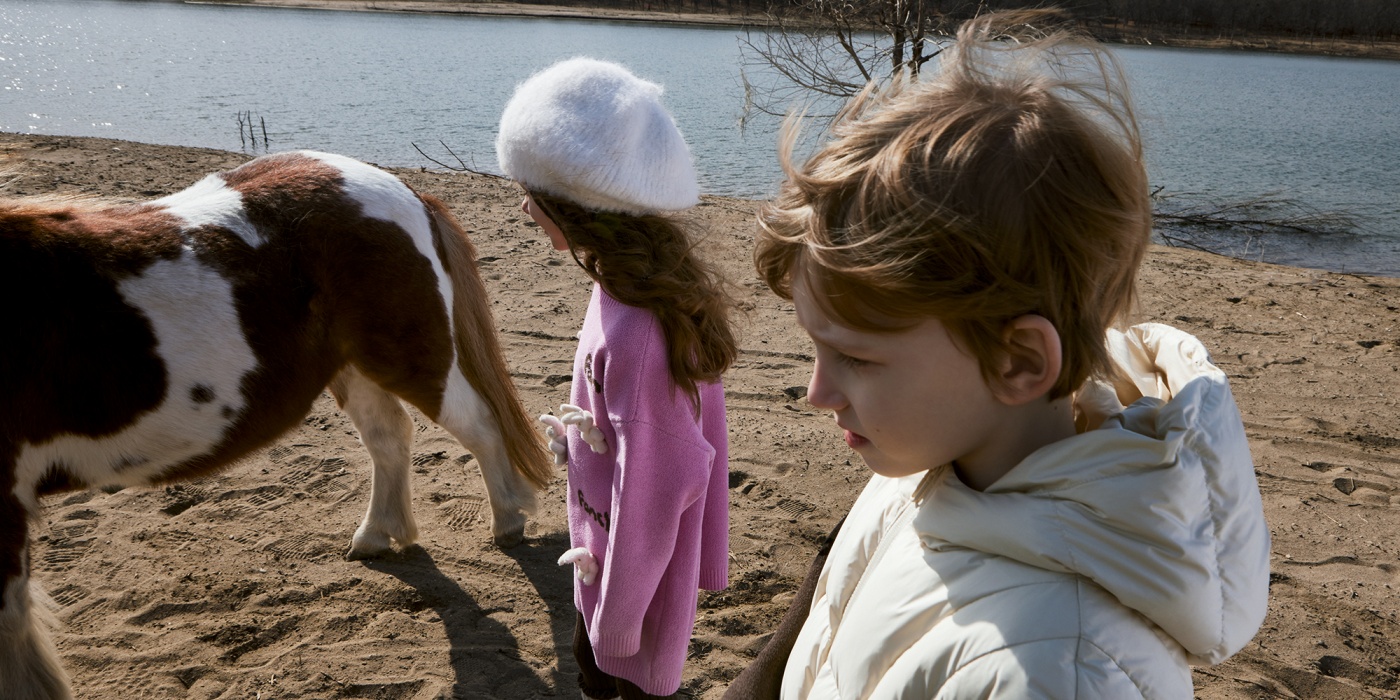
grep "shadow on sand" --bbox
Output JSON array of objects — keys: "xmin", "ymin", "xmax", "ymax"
[{"xmin": 360, "ymin": 531, "xmax": 578, "ymax": 698}]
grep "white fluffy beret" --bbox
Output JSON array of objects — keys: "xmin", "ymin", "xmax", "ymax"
[{"xmin": 496, "ymin": 57, "xmax": 699, "ymax": 215}]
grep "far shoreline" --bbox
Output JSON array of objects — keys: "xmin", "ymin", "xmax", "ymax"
[
  {"xmin": 186, "ymin": 0, "xmax": 766, "ymax": 28},
  {"xmin": 190, "ymin": 0, "xmax": 1400, "ymax": 61}
]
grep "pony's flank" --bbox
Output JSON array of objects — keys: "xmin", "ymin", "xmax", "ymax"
[{"xmin": 425, "ymin": 195, "xmax": 552, "ymax": 489}]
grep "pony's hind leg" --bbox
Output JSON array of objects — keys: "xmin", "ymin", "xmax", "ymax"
[
  {"xmin": 330, "ymin": 367, "xmax": 418, "ymax": 560},
  {"xmin": 435, "ymin": 368, "xmax": 536, "ymax": 549},
  {"xmin": 0, "ymin": 529, "xmax": 73, "ymax": 699}
]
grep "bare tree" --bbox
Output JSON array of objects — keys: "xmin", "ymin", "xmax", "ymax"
[
  {"xmin": 736, "ymin": 3, "xmax": 1362, "ymax": 259},
  {"xmin": 738, "ymin": 0, "xmax": 981, "ymax": 120}
]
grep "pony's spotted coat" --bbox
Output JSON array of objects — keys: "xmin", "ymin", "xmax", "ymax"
[
  {"xmin": 0, "ymin": 151, "xmax": 551, "ymax": 700},
  {"xmin": 15, "ymin": 251, "xmax": 258, "ymax": 507}
]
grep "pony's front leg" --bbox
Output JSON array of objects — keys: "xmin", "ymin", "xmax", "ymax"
[
  {"xmin": 330, "ymin": 368, "xmax": 418, "ymax": 560},
  {"xmin": 0, "ymin": 492, "xmax": 73, "ymax": 700}
]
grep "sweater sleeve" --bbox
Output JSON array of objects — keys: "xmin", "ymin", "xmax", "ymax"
[
  {"xmin": 697, "ymin": 384, "xmax": 731, "ymax": 591},
  {"xmin": 590, "ymin": 415, "xmax": 715, "ymax": 657}
]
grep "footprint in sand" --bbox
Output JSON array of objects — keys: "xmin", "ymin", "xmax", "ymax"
[
  {"xmin": 239, "ymin": 484, "xmax": 289, "ymax": 510},
  {"xmin": 136, "ymin": 528, "xmax": 203, "ymax": 552},
  {"xmin": 39, "ymin": 510, "xmax": 100, "ymax": 572},
  {"xmin": 1284, "ymin": 415, "xmax": 1334, "ymax": 432},
  {"xmin": 160, "ymin": 480, "xmax": 218, "ymax": 516},
  {"xmin": 439, "ymin": 495, "xmax": 485, "ymax": 531},
  {"xmin": 777, "ymin": 498, "xmax": 817, "ymax": 519},
  {"xmin": 1302, "ymin": 458, "xmax": 1400, "ymax": 505},
  {"xmin": 48, "ymin": 583, "xmax": 90, "ymax": 608},
  {"xmin": 86, "ymin": 660, "xmax": 170, "ymax": 699},
  {"xmin": 1331, "ymin": 476, "xmax": 1399, "ymax": 505},
  {"xmin": 264, "ymin": 532, "xmax": 336, "ymax": 562}
]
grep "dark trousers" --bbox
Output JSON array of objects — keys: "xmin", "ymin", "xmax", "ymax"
[{"xmin": 574, "ymin": 611, "xmax": 679, "ymax": 700}]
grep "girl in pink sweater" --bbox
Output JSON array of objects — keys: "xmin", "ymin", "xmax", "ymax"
[{"xmin": 496, "ymin": 57, "xmax": 737, "ymax": 699}]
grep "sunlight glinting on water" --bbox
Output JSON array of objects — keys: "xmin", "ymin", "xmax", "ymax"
[{"xmin": 2, "ymin": 0, "xmax": 1398, "ymax": 275}]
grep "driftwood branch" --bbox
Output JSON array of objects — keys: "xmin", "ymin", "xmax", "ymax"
[
  {"xmin": 236, "ymin": 111, "xmax": 270, "ymax": 153},
  {"xmin": 1153, "ymin": 191, "xmax": 1356, "ymax": 236},
  {"xmin": 411, "ymin": 141, "xmax": 504, "ymax": 179},
  {"xmin": 1151, "ymin": 190, "xmax": 1359, "ymax": 258}
]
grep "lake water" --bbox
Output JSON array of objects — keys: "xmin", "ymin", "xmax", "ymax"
[{"xmin": 2, "ymin": 0, "xmax": 1398, "ymax": 275}]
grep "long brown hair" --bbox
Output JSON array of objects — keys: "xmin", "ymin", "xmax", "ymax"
[{"xmin": 532, "ymin": 192, "xmax": 737, "ymax": 409}]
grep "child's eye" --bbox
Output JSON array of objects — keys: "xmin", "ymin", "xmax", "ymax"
[{"xmin": 836, "ymin": 352, "xmax": 870, "ymax": 368}]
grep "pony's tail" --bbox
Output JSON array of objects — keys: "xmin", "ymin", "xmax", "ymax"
[{"xmin": 423, "ymin": 195, "xmax": 553, "ymax": 490}]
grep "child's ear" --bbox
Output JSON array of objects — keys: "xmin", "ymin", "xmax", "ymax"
[{"xmin": 991, "ymin": 315, "xmax": 1063, "ymax": 406}]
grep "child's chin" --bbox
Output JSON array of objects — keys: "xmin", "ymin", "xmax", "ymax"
[{"xmin": 862, "ymin": 454, "xmax": 926, "ymax": 480}]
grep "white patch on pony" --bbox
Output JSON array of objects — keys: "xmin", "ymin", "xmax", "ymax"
[
  {"xmin": 12, "ymin": 251, "xmax": 258, "ymax": 511},
  {"xmin": 436, "ymin": 364, "xmax": 533, "ymax": 530},
  {"xmin": 438, "ymin": 367, "xmax": 497, "ymax": 442},
  {"xmin": 153, "ymin": 173, "xmax": 262, "ymax": 248}
]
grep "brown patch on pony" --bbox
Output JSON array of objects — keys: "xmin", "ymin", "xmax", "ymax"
[
  {"xmin": 0, "ymin": 200, "xmax": 186, "ymax": 276},
  {"xmin": 0, "ymin": 199, "xmax": 184, "ymax": 614},
  {"xmin": 0, "ymin": 200, "xmax": 180, "ymax": 450},
  {"xmin": 425, "ymin": 195, "xmax": 552, "ymax": 489},
  {"xmin": 219, "ymin": 152, "xmax": 348, "ymax": 212},
  {"xmin": 299, "ymin": 190, "xmax": 456, "ymax": 417}
]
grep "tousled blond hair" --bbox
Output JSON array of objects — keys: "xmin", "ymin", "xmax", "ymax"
[{"xmin": 755, "ymin": 10, "xmax": 1151, "ymax": 399}]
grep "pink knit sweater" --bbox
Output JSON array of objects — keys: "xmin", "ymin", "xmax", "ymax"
[{"xmin": 566, "ymin": 283, "xmax": 730, "ymax": 695}]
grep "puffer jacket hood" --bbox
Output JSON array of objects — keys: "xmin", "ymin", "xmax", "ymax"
[{"xmin": 916, "ymin": 323, "xmax": 1270, "ymax": 665}]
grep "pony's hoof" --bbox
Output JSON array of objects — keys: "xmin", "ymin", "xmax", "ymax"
[
  {"xmin": 345, "ymin": 543, "xmax": 392, "ymax": 561},
  {"xmin": 493, "ymin": 528, "xmax": 525, "ymax": 550}
]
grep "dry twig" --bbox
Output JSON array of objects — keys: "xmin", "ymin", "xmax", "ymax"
[{"xmin": 412, "ymin": 141, "xmax": 504, "ymax": 179}]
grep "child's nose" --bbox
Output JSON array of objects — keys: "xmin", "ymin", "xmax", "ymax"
[{"xmin": 805, "ymin": 362, "xmax": 844, "ymax": 410}]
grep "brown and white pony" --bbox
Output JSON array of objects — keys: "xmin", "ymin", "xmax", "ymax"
[{"xmin": 0, "ymin": 151, "xmax": 553, "ymax": 699}]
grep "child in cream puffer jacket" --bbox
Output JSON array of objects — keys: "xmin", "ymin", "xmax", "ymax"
[{"xmin": 725, "ymin": 10, "xmax": 1270, "ymax": 699}]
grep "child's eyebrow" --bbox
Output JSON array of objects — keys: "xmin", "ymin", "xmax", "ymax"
[{"xmin": 804, "ymin": 325, "xmax": 876, "ymax": 356}]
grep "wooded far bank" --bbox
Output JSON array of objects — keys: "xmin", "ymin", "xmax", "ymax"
[
  {"xmin": 203, "ymin": 0, "xmax": 1400, "ymax": 59},
  {"xmin": 398, "ymin": 0, "xmax": 1400, "ymax": 58}
]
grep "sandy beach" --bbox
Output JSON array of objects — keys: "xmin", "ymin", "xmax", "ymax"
[{"xmin": 5, "ymin": 131, "xmax": 1400, "ymax": 698}]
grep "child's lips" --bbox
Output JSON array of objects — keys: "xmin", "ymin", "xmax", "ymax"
[
  {"xmin": 837, "ymin": 418, "xmax": 868, "ymax": 448},
  {"xmin": 844, "ymin": 429, "xmax": 869, "ymax": 449}
]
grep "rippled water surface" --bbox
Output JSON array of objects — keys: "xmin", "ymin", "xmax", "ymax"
[{"xmin": 2, "ymin": 0, "xmax": 1398, "ymax": 274}]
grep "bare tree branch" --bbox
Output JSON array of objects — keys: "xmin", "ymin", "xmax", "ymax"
[
  {"xmin": 1151, "ymin": 190, "xmax": 1359, "ymax": 256},
  {"xmin": 1153, "ymin": 191, "xmax": 1357, "ymax": 238},
  {"xmin": 738, "ymin": 0, "xmax": 957, "ymax": 123},
  {"xmin": 412, "ymin": 141, "xmax": 505, "ymax": 179}
]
